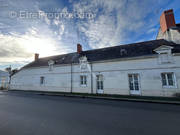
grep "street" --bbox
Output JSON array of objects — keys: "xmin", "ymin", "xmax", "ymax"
[{"xmin": 0, "ymin": 91, "xmax": 180, "ymax": 135}]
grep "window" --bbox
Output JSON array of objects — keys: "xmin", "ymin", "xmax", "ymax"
[
  {"xmin": 154, "ymin": 45, "xmax": 174, "ymax": 64},
  {"xmin": 79, "ymin": 56, "xmax": 87, "ymax": 70},
  {"xmin": 49, "ymin": 64, "xmax": 53, "ymax": 71},
  {"xmin": 80, "ymin": 75, "xmax": 87, "ymax": 86},
  {"xmin": 128, "ymin": 74, "xmax": 140, "ymax": 91},
  {"xmin": 159, "ymin": 52, "xmax": 172, "ymax": 63},
  {"xmin": 40, "ymin": 76, "xmax": 45, "ymax": 85},
  {"xmin": 161, "ymin": 73, "xmax": 176, "ymax": 88},
  {"xmin": 96, "ymin": 75, "xmax": 103, "ymax": 90},
  {"xmin": 48, "ymin": 60, "xmax": 54, "ymax": 71}
]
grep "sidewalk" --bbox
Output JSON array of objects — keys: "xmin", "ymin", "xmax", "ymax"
[{"xmin": 3, "ymin": 90, "xmax": 180, "ymax": 105}]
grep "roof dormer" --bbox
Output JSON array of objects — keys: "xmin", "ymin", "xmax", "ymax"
[
  {"xmin": 79, "ymin": 56, "xmax": 88, "ymax": 70},
  {"xmin": 48, "ymin": 60, "xmax": 55, "ymax": 71},
  {"xmin": 154, "ymin": 45, "xmax": 174, "ymax": 64}
]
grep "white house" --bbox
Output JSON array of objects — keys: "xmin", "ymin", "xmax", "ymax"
[
  {"xmin": 0, "ymin": 70, "xmax": 9, "ymax": 89},
  {"xmin": 10, "ymin": 9, "xmax": 180, "ymax": 97}
]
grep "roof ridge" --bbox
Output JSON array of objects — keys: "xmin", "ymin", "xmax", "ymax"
[
  {"xmin": 83, "ymin": 39, "xmax": 167, "ymax": 53},
  {"xmin": 39, "ymin": 39, "xmax": 168, "ymax": 60}
]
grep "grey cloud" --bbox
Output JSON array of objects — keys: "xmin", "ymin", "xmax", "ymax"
[{"xmin": 0, "ymin": 37, "xmax": 33, "ymax": 58}]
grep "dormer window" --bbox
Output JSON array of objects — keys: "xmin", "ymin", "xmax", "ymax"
[
  {"xmin": 120, "ymin": 49, "xmax": 127, "ymax": 56},
  {"xmin": 79, "ymin": 56, "xmax": 88, "ymax": 70},
  {"xmin": 48, "ymin": 60, "xmax": 55, "ymax": 71},
  {"xmin": 154, "ymin": 45, "xmax": 174, "ymax": 64},
  {"xmin": 159, "ymin": 52, "xmax": 170, "ymax": 63}
]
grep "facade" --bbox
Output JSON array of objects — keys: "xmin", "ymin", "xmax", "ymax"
[
  {"xmin": 10, "ymin": 9, "xmax": 180, "ymax": 97},
  {"xmin": 0, "ymin": 70, "xmax": 9, "ymax": 89}
]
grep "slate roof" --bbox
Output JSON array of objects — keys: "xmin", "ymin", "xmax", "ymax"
[
  {"xmin": 23, "ymin": 39, "xmax": 180, "ymax": 69},
  {"xmin": 176, "ymin": 23, "xmax": 180, "ymax": 27},
  {"xmin": 174, "ymin": 23, "xmax": 180, "ymax": 32}
]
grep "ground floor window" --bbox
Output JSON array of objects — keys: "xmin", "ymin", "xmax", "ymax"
[
  {"xmin": 40, "ymin": 76, "xmax": 45, "ymax": 85},
  {"xmin": 80, "ymin": 75, "xmax": 87, "ymax": 86},
  {"xmin": 128, "ymin": 74, "xmax": 140, "ymax": 93},
  {"xmin": 96, "ymin": 75, "xmax": 103, "ymax": 90},
  {"xmin": 161, "ymin": 73, "xmax": 176, "ymax": 88}
]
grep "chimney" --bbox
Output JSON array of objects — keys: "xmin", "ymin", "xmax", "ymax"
[
  {"xmin": 77, "ymin": 43, "xmax": 82, "ymax": 54},
  {"xmin": 160, "ymin": 9, "xmax": 176, "ymax": 33},
  {"xmin": 34, "ymin": 53, "xmax": 39, "ymax": 61}
]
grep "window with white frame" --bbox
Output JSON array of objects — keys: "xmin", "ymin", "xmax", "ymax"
[
  {"xmin": 161, "ymin": 73, "xmax": 176, "ymax": 87},
  {"xmin": 40, "ymin": 76, "xmax": 45, "ymax": 85},
  {"xmin": 96, "ymin": 75, "xmax": 103, "ymax": 90},
  {"xmin": 80, "ymin": 75, "xmax": 87, "ymax": 86}
]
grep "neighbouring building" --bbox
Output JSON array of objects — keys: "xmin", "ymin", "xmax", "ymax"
[
  {"xmin": 0, "ymin": 70, "xmax": 9, "ymax": 89},
  {"xmin": 10, "ymin": 9, "xmax": 180, "ymax": 97},
  {"xmin": 157, "ymin": 9, "xmax": 180, "ymax": 44}
]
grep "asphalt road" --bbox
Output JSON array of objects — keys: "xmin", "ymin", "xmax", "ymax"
[{"xmin": 0, "ymin": 91, "xmax": 180, "ymax": 135}]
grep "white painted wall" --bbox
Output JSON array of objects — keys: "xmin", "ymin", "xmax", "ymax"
[
  {"xmin": 10, "ymin": 55, "xmax": 180, "ymax": 97},
  {"xmin": 0, "ymin": 71, "xmax": 9, "ymax": 88}
]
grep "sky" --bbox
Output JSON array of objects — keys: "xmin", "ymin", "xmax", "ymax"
[{"xmin": 0, "ymin": 0, "xmax": 180, "ymax": 71}]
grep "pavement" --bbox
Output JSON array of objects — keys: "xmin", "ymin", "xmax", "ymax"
[
  {"xmin": 0, "ymin": 91, "xmax": 180, "ymax": 135},
  {"xmin": 5, "ymin": 90, "xmax": 180, "ymax": 105}
]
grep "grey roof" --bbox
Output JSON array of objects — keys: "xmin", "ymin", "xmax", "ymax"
[
  {"xmin": 171, "ymin": 23, "xmax": 180, "ymax": 32},
  {"xmin": 176, "ymin": 23, "xmax": 180, "ymax": 27},
  {"xmin": 175, "ymin": 23, "xmax": 180, "ymax": 32},
  {"xmin": 23, "ymin": 39, "xmax": 180, "ymax": 69}
]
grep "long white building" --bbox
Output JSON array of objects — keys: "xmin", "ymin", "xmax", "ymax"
[
  {"xmin": 0, "ymin": 70, "xmax": 9, "ymax": 89},
  {"xmin": 10, "ymin": 9, "xmax": 180, "ymax": 97}
]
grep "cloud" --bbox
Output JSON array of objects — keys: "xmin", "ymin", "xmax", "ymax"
[
  {"xmin": 0, "ymin": 26, "xmax": 71, "ymax": 64},
  {"xmin": 38, "ymin": 10, "xmax": 51, "ymax": 25},
  {"xmin": 0, "ymin": 0, "xmax": 73, "ymax": 69},
  {"xmin": 72, "ymin": 0, "xmax": 171, "ymax": 48}
]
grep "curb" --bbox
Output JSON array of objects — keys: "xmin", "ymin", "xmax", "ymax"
[
  {"xmin": 36, "ymin": 92, "xmax": 180, "ymax": 105},
  {"xmin": 3, "ymin": 90, "xmax": 180, "ymax": 105}
]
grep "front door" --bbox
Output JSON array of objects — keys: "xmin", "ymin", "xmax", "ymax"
[
  {"xmin": 128, "ymin": 74, "xmax": 140, "ymax": 95},
  {"xmin": 96, "ymin": 75, "xmax": 103, "ymax": 94}
]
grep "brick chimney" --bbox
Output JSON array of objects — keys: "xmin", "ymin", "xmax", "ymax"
[
  {"xmin": 77, "ymin": 43, "xmax": 82, "ymax": 54},
  {"xmin": 160, "ymin": 9, "xmax": 176, "ymax": 33},
  {"xmin": 34, "ymin": 53, "xmax": 39, "ymax": 61}
]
